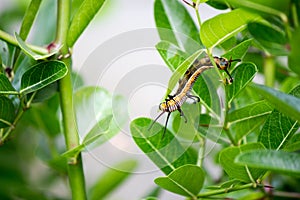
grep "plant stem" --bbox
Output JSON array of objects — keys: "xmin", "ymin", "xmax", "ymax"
[
  {"xmin": 197, "ymin": 183, "xmax": 257, "ymax": 198},
  {"xmin": 0, "ymin": 29, "xmax": 48, "ymax": 55},
  {"xmin": 56, "ymin": 0, "xmax": 87, "ymax": 199},
  {"xmin": 264, "ymin": 55, "xmax": 275, "ymax": 87}
]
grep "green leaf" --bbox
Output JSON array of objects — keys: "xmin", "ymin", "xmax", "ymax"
[
  {"xmin": 155, "ymin": 164, "xmax": 204, "ymax": 197},
  {"xmin": 222, "ymin": 39, "xmax": 252, "ymax": 66},
  {"xmin": 164, "ymin": 49, "xmax": 205, "ymax": 98},
  {"xmin": 20, "ymin": 61, "xmax": 68, "ymax": 95},
  {"xmin": 258, "ymin": 85, "xmax": 300, "ymax": 150},
  {"xmin": 288, "ymin": 28, "xmax": 300, "ymax": 76},
  {"xmin": 62, "ymin": 115, "xmax": 112, "ymax": 158},
  {"xmin": 285, "ymin": 134, "xmax": 300, "ymax": 152},
  {"xmin": 250, "ymin": 84, "xmax": 300, "ymax": 122},
  {"xmin": 82, "ymin": 115, "xmax": 112, "ymax": 146},
  {"xmin": 89, "ymin": 160, "xmax": 138, "ymax": 200},
  {"xmin": 0, "ymin": 96, "xmax": 15, "ymax": 128},
  {"xmin": 193, "ymin": 68, "xmax": 221, "ymax": 116},
  {"xmin": 0, "ymin": 73, "xmax": 17, "ymax": 95},
  {"xmin": 235, "ymin": 150, "xmax": 300, "ymax": 176},
  {"xmin": 223, "ymin": 0, "xmax": 290, "ymax": 15},
  {"xmin": 248, "ymin": 22, "xmax": 288, "ymax": 55},
  {"xmin": 228, "ymin": 100, "xmax": 273, "ymax": 141},
  {"xmin": 19, "ymin": 0, "xmax": 42, "ymax": 40},
  {"xmin": 130, "ymin": 118, "xmax": 197, "ymax": 175},
  {"xmin": 15, "ymin": 33, "xmax": 58, "ymax": 60},
  {"xmin": 200, "ymin": 9, "xmax": 261, "ymax": 48},
  {"xmin": 226, "ymin": 63, "xmax": 258, "ymax": 104},
  {"xmin": 155, "ymin": 41, "xmax": 188, "ymax": 70},
  {"xmin": 248, "ymin": 22, "xmax": 286, "ymax": 44},
  {"xmin": 74, "ymin": 86, "xmax": 127, "ymax": 149},
  {"xmin": 154, "ymin": 0, "xmax": 201, "ymax": 54},
  {"xmin": 219, "ymin": 143, "xmax": 266, "ymax": 182},
  {"xmin": 67, "ymin": 0, "xmax": 106, "ymax": 47}
]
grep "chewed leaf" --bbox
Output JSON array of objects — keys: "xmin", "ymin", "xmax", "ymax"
[
  {"xmin": 20, "ymin": 61, "xmax": 68, "ymax": 95},
  {"xmin": 200, "ymin": 9, "xmax": 261, "ymax": 48}
]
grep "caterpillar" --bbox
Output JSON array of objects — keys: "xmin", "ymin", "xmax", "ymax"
[{"xmin": 149, "ymin": 56, "xmax": 241, "ymax": 136}]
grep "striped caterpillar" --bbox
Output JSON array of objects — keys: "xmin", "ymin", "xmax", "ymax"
[{"xmin": 149, "ymin": 56, "xmax": 241, "ymax": 136}]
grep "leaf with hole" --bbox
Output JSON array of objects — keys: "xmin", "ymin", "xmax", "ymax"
[
  {"xmin": 130, "ymin": 118, "xmax": 197, "ymax": 175},
  {"xmin": 200, "ymin": 9, "xmax": 261, "ymax": 48},
  {"xmin": 20, "ymin": 61, "xmax": 68, "ymax": 95},
  {"xmin": 154, "ymin": 164, "xmax": 205, "ymax": 198},
  {"xmin": 219, "ymin": 143, "xmax": 266, "ymax": 182},
  {"xmin": 235, "ymin": 150, "xmax": 300, "ymax": 176}
]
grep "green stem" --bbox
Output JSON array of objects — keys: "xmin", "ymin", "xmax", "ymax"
[
  {"xmin": 56, "ymin": 0, "xmax": 87, "ymax": 199},
  {"xmin": 197, "ymin": 183, "xmax": 257, "ymax": 198},
  {"xmin": 264, "ymin": 55, "xmax": 275, "ymax": 87},
  {"xmin": 292, "ymin": 3, "xmax": 299, "ymax": 28},
  {"xmin": 0, "ymin": 29, "xmax": 48, "ymax": 55}
]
